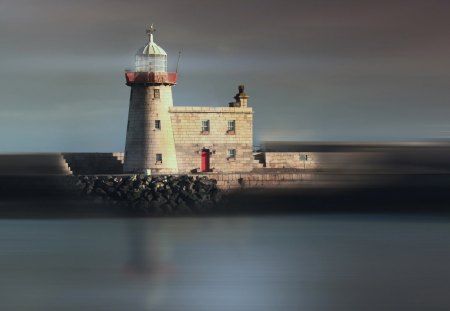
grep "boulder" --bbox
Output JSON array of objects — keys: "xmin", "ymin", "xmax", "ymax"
[{"xmin": 74, "ymin": 174, "xmax": 222, "ymax": 216}]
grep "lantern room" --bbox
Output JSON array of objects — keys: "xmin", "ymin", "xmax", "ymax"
[
  {"xmin": 134, "ymin": 25, "xmax": 167, "ymax": 72},
  {"xmin": 125, "ymin": 25, "xmax": 176, "ymax": 85}
]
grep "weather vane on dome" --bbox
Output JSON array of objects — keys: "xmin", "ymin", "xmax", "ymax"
[{"xmin": 146, "ymin": 24, "xmax": 156, "ymax": 44}]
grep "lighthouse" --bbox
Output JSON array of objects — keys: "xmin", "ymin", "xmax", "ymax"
[{"xmin": 123, "ymin": 25, "xmax": 178, "ymax": 174}]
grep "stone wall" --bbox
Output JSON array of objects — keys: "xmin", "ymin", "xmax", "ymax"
[
  {"xmin": 209, "ymin": 173, "xmax": 309, "ymax": 190},
  {"xmin": 265, "ymin": 152, "xmax": 317, "ymax": 169},
  {"xmin": 193, "ymin": 172, "xmax": 391, "ymax": 190},
  {"xmin": 170, "ymin": 107, "xmax": 254, "ymax": 173}
]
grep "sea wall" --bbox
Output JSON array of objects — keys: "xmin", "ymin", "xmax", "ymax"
[{"xmin": 75, "ymin": 175, "xmax": 222, "ymax": 215}]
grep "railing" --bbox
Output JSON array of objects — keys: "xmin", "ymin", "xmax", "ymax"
[{"xmin": 125, "ymin": 71, "xmax": 177, "ymax": 85}]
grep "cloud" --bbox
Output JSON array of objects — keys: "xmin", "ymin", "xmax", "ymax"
[{"xmin": 1, "ymin": 0, "xmax": 450, "ymax": 151}]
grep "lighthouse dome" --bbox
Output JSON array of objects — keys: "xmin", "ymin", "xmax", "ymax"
[
  {"xmin": 134, "ymin": 25, "xmax": 168, "ymax": 72},
  {"xmin": 137, "ymin": 41, "xmax": 167, "ymax": 56}
]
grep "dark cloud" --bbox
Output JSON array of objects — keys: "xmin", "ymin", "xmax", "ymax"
[{"xmin": 1, "ymin": 0, "xmax": 450, "ymax": 151}]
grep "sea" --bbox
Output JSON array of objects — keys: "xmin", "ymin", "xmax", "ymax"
[{"xmin": 1, "ymin": 214, "xmax": 450, "ymax": 311}]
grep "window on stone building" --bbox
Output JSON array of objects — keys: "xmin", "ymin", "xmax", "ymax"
[
  {"xmin": 227, "ymin": 149, "xmax": 236, "ymax": 159},
  {"xmin": 299, "ymin": 154, "xmax": 308, "ymax": 161},
  {"xmin": 155, "ymin": 120, "xmax": 161, "ymax": 130},
  {"xmin": 227, "ymin": 120, "xmax": 236, "ymax": 134},
  {"xmin": 156, "ymin": 153, "xmax": 162, "ymax": 163},
  {"xmin": 201, "ymin": 120, "xmax": 210, "ymax": 133},
  {"xmin": 154, "ymin": 89, "xmax": 160, "ymax": 99}
]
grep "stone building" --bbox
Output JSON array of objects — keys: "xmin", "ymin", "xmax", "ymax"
[{"xmin": 123, "ymin": 27, "xmax": 254, "ymax": 175}]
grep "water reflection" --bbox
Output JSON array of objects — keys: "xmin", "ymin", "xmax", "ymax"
[{"xmin": 1, "ymin": 215, "xmax": 450, "ymax": 310}]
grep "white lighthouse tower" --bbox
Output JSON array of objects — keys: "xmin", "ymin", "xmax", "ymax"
[{"xmin": 123, "ymin": 25, "xmax": 178, "ymax": 174}]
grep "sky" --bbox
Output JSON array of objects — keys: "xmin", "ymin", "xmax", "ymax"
[{"xmin": 1, "ymin": 0, "xmax": 449, "ymax": 151}]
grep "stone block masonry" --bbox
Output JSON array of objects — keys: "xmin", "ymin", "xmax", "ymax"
[
  {"xmin": 124, "ymin": 85, "xmax": 178, "ymax": 174},
  {"xmin": 188, "ymin": 172, "xmax": 314, "ymax": 190},
  {"xmin": 265, "ymin": 152, "xmax": 386, "ymax": 172},
  {"xmin": 191, "ymin": 172, "xmax": 391, "ymax": 191},
  {"xmin": 170, "ymin": 107, "xmax": 254, "ymax": 173},
  {"xmin": 265, "ymin": 152, "xmax": 317, "ymax": 170}
]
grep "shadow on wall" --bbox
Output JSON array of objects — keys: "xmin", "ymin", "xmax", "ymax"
[{"xmin": 62, "ymin": 153, "xmax": 124, "ymax": 175}]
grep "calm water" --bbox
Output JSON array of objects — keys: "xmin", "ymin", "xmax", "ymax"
[{"xmin": 1, "ymin": 215, "xmax": 450, "ymax": 311}]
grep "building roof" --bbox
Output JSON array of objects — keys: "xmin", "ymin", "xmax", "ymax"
[{"xmin": 136, "ymin": 25, "xmax": 167, "ymax": 56}]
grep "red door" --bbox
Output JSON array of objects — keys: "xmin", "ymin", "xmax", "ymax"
[{"xmin": 200, "ymin": 148, "xmax": 210, "ymax": 172}]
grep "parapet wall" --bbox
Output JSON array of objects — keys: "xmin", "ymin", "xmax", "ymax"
[{"xmin": 265, "ymin": 152, "xmax": 385, "ymax": 171}]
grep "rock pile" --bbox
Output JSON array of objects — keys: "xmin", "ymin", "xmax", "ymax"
[{"xmin": 75, "ymin": 175, "xmax": 223, "ymax": 215}]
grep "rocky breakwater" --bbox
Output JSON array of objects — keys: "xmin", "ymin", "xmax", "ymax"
[{"xmin": 75, "ymin": 175, "xmax": 223, "ymax": 215}]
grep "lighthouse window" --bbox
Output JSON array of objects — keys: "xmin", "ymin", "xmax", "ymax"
[
  {"xmin": 227, "ymin": 149, "xmax": 236, "ymax": 159},
  {"xmin": 201, "ymin": 120, "xmax": 210, "ymax": 133},
  {"xmin": 156, "ymin": 153, "xmax": 162, "ymax": 163},
  {"xmin": 153, "ymin": 89, "xmax": 160, "ymax": 99},
  {"xmin": 155, "ymin": 120, "xmax": 161, "ymax": 130},
  {"xmin": 227, "ymin": 120, "xmax": 236, "ymax": 133}
]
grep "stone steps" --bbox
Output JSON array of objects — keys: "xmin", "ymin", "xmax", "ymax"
[
  {"xmin": 112, "ymin": 152, "xmax": 125, "ymax": 164},
  {"xmin": 62, "ymin": 153, "xmax": 124, "ymax": 175},
  {"xmin": 252, "ymin": 152, "xmax": 265, "ymax": 168}
]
